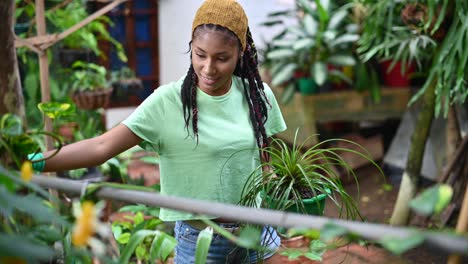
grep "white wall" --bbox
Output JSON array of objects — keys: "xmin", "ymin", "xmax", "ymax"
[{"xmin": 157, "ymin": 0, "xmax": 295, "ymax": 85}]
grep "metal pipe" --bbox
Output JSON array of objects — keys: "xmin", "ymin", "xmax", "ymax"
[{"xmin": 32, "ymin": 174, "xmax": 468, "ymax": 255}]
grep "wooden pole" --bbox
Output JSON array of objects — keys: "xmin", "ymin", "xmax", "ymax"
[
  {"xmin": 447, "ymin": 186, "xmax": 468, "ymax": 264},
  {"xmin": 35, "ymin": 0, "xmax": 53, "ymax": 150}
]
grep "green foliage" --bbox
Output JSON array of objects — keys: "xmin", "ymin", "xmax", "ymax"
[
  {"xmin": 261, "ymin": 0, "xmax": 359, "ymax": 101},
  {"xmin": 195, "ymin": 227, "xmax": 213, "ymax": 264},
  {"xmin": 70, "ymin": 61, "xmax": 109, "ymax": 92},
  {"xmin": 45, "ymin": 0, "xmax": 127, "ymax": 62},
  {"xmin": 240, "ymin": 129, "xmax": 384, "ymax": 220},
  {"xmin": 379, "ymin": 232, "xmax": 425, "ymax": 255},
  {"xmin": 358, "ymin": 0, "xmax": 467, "ymax": 117},
  {"xmin": 357, "ymin": 0, "xmax": 440, "ymax": 69},
  {"xmin": 111, "ymin": 206, "xmax": 176, "ymax": 263},
  {"xmin": 0, "ymin": 166, "xmax": 101, "ymax": 263},
  {"xmin": 410, "ymin": 184, "xmax": 453, "ymax": 216}
]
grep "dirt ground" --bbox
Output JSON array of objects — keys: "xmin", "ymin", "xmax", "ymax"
[{"xmin": 323, "ymin": 164, "xmax": 465, "ymax": 264}]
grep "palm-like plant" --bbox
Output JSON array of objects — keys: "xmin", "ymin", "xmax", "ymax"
[
  {"xmin": 261, "ymin": 0, "xmax": 359, "ymax": 103},
  {"xmin": 240, "ymin": 130, "xmax": 384, "ymax": 220}
]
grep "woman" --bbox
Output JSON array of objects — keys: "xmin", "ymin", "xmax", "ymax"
[{"xmin": 30, "ymin": 0, "xmax": 286, "ymax": 262}]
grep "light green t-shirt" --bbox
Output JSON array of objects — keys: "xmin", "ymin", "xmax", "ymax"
[{"xmin": 122, "ymin": 75, "xmax": 286, "ymax": 221}]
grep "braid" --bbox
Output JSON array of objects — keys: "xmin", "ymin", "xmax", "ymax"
[
  {"xmin": 237, "ymin": 27, "xmax": 270, "ymax": 155},
  {"xmin": 181, "ymin": 63, "xmax": 199, "ymax": 143},
  {"xmin": 191, "ymin": 70, "xmax": 199, "ymax": 143}
]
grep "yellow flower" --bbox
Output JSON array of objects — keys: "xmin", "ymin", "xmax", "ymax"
[
  {"xmin": 72, "ymin": 201, "xmax": 96, "ymax": 246},
  {"xmin": 20, "ymin": 161, "xmax": 33, "ymax": 182}
]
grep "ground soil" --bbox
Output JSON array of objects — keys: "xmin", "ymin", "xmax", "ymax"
[{"xmin": 124, "ymin": 156, "xmax": 465, "ymax": 264}]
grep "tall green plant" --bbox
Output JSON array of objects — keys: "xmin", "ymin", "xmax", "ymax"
[
  {"xmin": 261, "ymin": 0, "xmax": 359, "ymax": 102},
  {"xmin": 357, "ymin": 0, "xmax": 466, "ymax": 116}
]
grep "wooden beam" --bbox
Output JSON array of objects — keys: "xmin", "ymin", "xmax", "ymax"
[
  {"xmin": 14, "ymin": 35, "xmax": 44, "ymax": 54},
  {"xmin": 14, "ymin": 34, "xmax": 59, "ymax": 49},
  {"xmin": 35, "ymin": 0, "xmax": 53, "ymax": 150}
]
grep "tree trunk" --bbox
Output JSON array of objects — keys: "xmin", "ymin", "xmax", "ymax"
[
  {"xmin": 0, "ymin": 1, "xmax": 25, "ymax": 118},
  {"xmin": 390, "ymin": 78, "xmax": 437, "ymax": 225}
]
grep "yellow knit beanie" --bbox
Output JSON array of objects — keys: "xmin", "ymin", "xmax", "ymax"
[{"xmin": 192, "ymin": 0, "xmax": 248, "ymax": 51}]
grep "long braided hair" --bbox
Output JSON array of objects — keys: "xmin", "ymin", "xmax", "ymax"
[{"xmin": 181, "ymin": 24, "xmax": 270, "ymax": 154}]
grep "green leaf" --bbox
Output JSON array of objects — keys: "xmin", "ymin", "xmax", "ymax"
[
  {"xmin": 292, "ymin": 38, "xmax": 315, "ymax": 51},
  {"xmin": 327, "ymin": 55, "xmax": 356, "ymax": 66},
  {"xmin": 135, "ymin": 244, "xmax": 147, "ymax": 261},
  {"xmin": 266, "ymin": 48, "xmax": 295, "ymax": 60},
  {"xmin": 33, "ymin": 225, "xmax": 63, "ymax": 243},
  {"xmin": 410, "ymin": 184, "xmax": 453, "ymax": 216},
  {"xmin": 330, "ymin": 34, "xmax": 360, "ymax": 47},
  {"xmin": 272, "ymin": 63, "xmax": 297, "ymax": 87},
  {"xmin": 38, "ymin": 102, "xmax": 75, "ymax": 119},
  {"xmin": 320, "ymin": 222, "xmax": 348, "ymax": 242},
  {"xmin": 0, "ymin": 114, "xmax": 22, "ymax": 136},
  {"xmin": 280, "ymin": 249, "xmax": 303, "ymax": 259},
  {"xmin": 119, "ymin": 229, "xmax": 157, "ymax": 263},
  {"xmin": 237, "ymin": 225, "xmax": 262, "ymax": 249},
  {"xmin": 134, "ymin": 212, "xmax": 144, "ymax": 225},
  {"xmin": 303, "ymin": 14, "xmax": 318, "ymax": 36},
  {"xmin": 271, "ymin": 39, "xmax": 296, "ymax": 47},
  {"xmin": 149, "ymin": 232, "xmax": 177, "ymax": 262},
  {"xmin": 0, "ymin": 234, "xmax": 55, "ymax": 262},
  {"xmin": 116, "ymin": 232, "xmax": 131, "ymax": 244},
  {"xmin": 0, "ymin": 189, "xmax": 66, "ymax": 225},
  {"xmin": 379, "ymin": 233, "xmax": 425, "ymax": 255},
  {"xmin": 312, "ymin": 62, "xmax": 327, "ymax": 86},
  {"xmin": 281, "ymin": 83, "xmax": 296, "ymax": 105},
  {"xmin": 195, "ymin": 227, "xmax": 213, "ymax": 264},
  {"xmin": 327, "ymin": 9, "xmax": 347, "ymax": 30}
]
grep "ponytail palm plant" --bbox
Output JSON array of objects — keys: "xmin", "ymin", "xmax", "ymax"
[{"xmin": 239, "ymin": 130, "xmax": 384, "ymax": 220}]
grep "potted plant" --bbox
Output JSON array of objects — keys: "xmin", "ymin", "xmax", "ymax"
[
  {"xmin": 110, "ymin": 66, "xmax": 144, "ymax": 102},
  {"xmin": 356, "ymin": 0, "xmax": 452, "ymax": 87},
  {"xmin": 69, "ymin": 61, "xmax": 113, "ymax": 110},
  {"xmin": 239, "ymin": 129, "xmax": 384, "ymax": 220},
  {"xmin": 261, "ymin": 0, "xmax": 359, "ymax": 103}
]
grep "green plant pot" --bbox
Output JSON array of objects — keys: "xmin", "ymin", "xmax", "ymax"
[
  {"xmin": 297, "ymin": 77, "xmax": 319, "ymax": 95},
  {"xmin": 285, "ymin": 192, "xmax": 327, "ymax": 216},
  {"xmin": 263, "ymin": 189, "xmax": 328, "ymax": 216}
]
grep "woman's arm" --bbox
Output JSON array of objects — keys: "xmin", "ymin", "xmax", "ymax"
[{"xmin": 41, "ymin": 124, "xmax": 142, "ymax": 172}]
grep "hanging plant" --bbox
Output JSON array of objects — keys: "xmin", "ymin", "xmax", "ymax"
[{"xmin": 69, "ymin": 61, "xmax": 112, "ymax": 110}]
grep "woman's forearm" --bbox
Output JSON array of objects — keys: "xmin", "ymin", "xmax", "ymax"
[{"xmin": 39, "ymin": 124, "xmax": 141, "ymax": 172}]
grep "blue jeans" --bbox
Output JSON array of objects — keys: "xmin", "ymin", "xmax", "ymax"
[{"xmin": 173, "ymin": 221, "xmax": 280, "ymax": 264}]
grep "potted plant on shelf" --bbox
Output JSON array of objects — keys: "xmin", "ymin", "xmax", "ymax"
[
  {"xmin": 356, "ymin": 0, "xmax": 452, "ymax": 88},
  {"xmin": 110, "ymin": 66, "xmax": 144, "ymax": 102},
  {"xmin": 69, "ymin": 61, "xmax": 113, "ymax": 110},
  {"xmin": 261, "ymin": 0, "xmax": 359, "ymax": 104}
]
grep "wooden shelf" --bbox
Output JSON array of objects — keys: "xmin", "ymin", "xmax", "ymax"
[{"xmin": 275, "ymin": 87, "xmax": 412, "ymax": 148}]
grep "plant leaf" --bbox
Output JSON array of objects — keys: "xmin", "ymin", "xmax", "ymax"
[
  {"xmin": 272, "ymin": 63, "xmax": 297, "ymax": 87},
  {"xmin": 312, "ymin": 62, "xmax": 327, "ymax": 86},
  {"xmin": 410, "ymin": 184, "xmax": 453, "ymax": 216},
  {"xmin": 149, "ymin": 231, "xmax": 177, "ymax": 262},
  {"xmin": 119, "ymin": 229, "xmax": 156, "ymax": 263},
  {"xmin": 379, "ymin": 233, "xmax": 425, "ymax": 255},
  {"xmin": 195, "ymin": 227, "xmax": 213, "ymax": 264}
]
